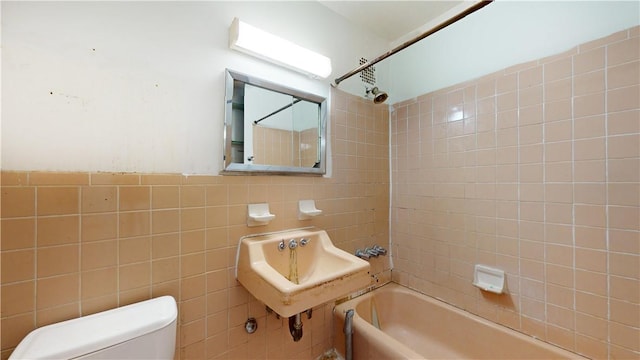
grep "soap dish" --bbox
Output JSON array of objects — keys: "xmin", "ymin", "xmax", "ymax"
[
  {"xmin": 473, "ymin": 264, "xmax": 505, "ymax": 294},
  {"xmin": 298, "ymin": 200, "xmax": 323, "ymax": 220},
  {"xmin": 247, "ymin": 203, "xmax": 275, "ymax": 227}
]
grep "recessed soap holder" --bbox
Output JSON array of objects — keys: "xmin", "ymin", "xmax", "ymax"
[
  {"xmin": 298, "ymin": 200, "xmax": 322, "ymax": 220},
  {"xmin": 247, "ymin": 203, "xmax": 275, "ymax": 227},
  {"xmin": 473, "ymin": 264, "xmax": 505, "ymax": 294}
]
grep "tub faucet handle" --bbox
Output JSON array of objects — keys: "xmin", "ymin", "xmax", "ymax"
[
  {"xmin": 355, "ymin": 249, "xmax": 370, "ymax": 260},
  {"xmin": 372, "ymin": 244, "xmax": 387, "ymax": 255},
  {"xmin": 365, "ymin": 247, "xmax": 380, "ymax": 257}
]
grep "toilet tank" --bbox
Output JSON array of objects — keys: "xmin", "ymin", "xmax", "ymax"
[{"xmin": 9, "ymin": 296, "xmax": 177, "ymax": 360}]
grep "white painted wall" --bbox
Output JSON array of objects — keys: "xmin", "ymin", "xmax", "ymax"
[
  {"xmin": 4, "ymin": 1, "xmax": 639, "ymax": 173},
  {"xmin": 1, "ymin": 1, "xmax": 388, "ymax": 173},
  {"xmin": 389, "ymin": 1, "xmax": 640, "ymax": 102}
]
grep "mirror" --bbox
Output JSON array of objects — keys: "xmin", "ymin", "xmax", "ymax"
[{"xmin": 223, "ymin": 69, "xmax": 327, "ymax": 175}]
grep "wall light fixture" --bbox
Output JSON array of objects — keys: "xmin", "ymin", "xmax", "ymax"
[{"xmin": 229, "ymin": 18, "xmax": 332, "ymax": 79}]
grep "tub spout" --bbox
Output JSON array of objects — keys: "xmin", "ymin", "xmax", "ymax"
[
  {"xmin": 289, "ymin": 313, "xmax": 303, "ymax": 342},
  {"xmin": 344, "ymin": 309, "xmax": 355, "ymax": 360}
]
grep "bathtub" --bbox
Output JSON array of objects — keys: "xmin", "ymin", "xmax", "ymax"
[{"xmin": 334, "ymin": 283, "xmax": 585, "ymax": 359}]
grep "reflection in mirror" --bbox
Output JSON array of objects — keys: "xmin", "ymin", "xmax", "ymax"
[{"xmin": 223, "ymin": 69, "xmax": 327, "ymax": 175}]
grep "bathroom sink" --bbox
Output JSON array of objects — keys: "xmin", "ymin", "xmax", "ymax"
[{"xmin": 235, "ymin": 228, "xmax": 371, "ymax": 317}]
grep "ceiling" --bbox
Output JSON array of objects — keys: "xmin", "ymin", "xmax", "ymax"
[{"xmin": 318, "ymin": 1, "xmax": 465, "ymax": 43}]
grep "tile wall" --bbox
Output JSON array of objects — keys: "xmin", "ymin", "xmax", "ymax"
[
  {"xmin": 0, "ymin": 88, "xmax": 391, "ymax": 359},
  {"xmin": 252, "ymin": 127, "xmax": 318, "ymax": 168},
  {"xmin": 390, "ymin": 26, "xmax": 639, "ymax": 359}
]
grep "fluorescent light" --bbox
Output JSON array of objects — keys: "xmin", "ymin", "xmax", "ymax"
[{"xmin": 229, "ymin": 18, "xmax": 332, "ymax": 79}]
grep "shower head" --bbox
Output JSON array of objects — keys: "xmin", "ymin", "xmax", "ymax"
[{"xmin": 366, "ymin": 87, "xmax": 388, "ymax": 104}]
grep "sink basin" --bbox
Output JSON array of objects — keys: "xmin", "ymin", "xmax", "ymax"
[{"xmin": 235, "ymin": 228, "xmax": 371, "ymax": 317}]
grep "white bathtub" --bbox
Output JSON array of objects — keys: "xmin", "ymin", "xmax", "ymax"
[{"xmin": 334, "ymin": 283, "xmax": 585, "ymax": 359}]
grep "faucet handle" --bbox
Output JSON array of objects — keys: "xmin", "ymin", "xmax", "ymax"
[
  {"xmin": 372, "ymin": 245, "xmax": 387, "ymax": 255},
  {"xmin": 355, "ymin": 249, "xmax": 371, "ymax": 260},
  {"xmin": 364, "ymin": 247, "xmax": 380, "ymax": 257}
]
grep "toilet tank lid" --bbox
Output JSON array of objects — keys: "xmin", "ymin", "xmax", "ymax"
[{"xmin": 10, "ymin": 296, "xmax": 177, "ymax": 360}]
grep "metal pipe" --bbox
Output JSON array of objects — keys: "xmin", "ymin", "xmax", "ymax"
[
  {"xmin": 289, "ymin": 313, "xmax": 303, "ymax": 342},
  {"xmin": 333, "ymin": 1, "xmax": 493, "ymax": 86},
  {"xmin": 254, "ymin": 98, "xmax": 302, "ymax": 125},
  {"xmin": 344, "ymin": 309, "xmax": 355, "ymax": 360}
]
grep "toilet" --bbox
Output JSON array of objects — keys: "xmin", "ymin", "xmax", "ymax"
[{"xmin": 9, "ymin": 296, "xmax": 177, "ymax": 359}]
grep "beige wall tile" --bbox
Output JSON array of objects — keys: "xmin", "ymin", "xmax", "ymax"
[
  {"xmin": 119, "ymin": 211, "xmax": 150, "ymax": 238},
  {"xmin": 119, "ymin": 262, "xmax": 151, "ymax": 291},
  {"xmin": 91, "ymin": 173, "xmax": 139, "ymax": 185},
  {"xmin": 574, "ymin": 115, "xmax": 605, "ymax": 139},
  {"xmin": 1, "ymin": 218, "xmax": 35, "ymax": 251},
  {"xmin": 37, "ymin": 244, "xmax": 79, "ymax": 278},
  {"xmin": 574, "ymin": 47, "xmax": 605, "ymax": 74},
  {"xmin": 81, "ymin": 186, "xmax": 116, "ymax": 213},
  {"xmin": 37, "ymin": 215, "xmax": 79, "ymax": 246},
  {"xmin": 152, "ymin": 233, "xmax": 180, "ymax": 259},
  {"xmin": 608, "ymin": 37, "xmax": 640, "ymax": 66},
  {"xmin": 181, "ymin": 274, "xmax": 206, "ymax": 301},
  {"xmin": 81, "ymin": 213, "xmax": 117, "ymax": 242},
  {"xmin": 1, "ymin": 171, "xmax": 28, "ymax": 186},
  {"xmin": 181, "ymin": 186, "xmax": 205, "ymax": 208},
  {"xmin": 1, "ymin": 281, "xmax": 35, "ymax": 317},
  {"xmin": 545, "ymin": 120, "xmax": 573, "ymax": 143},
  {"xmin": 576, "ymin": 291, "xmax": 607, "ymax": 319},
  {"xmin": 37, "ymin": 187, "xmax": 79, "ymax": 216},
  {"xmin": 30, "ymin": 172, "xmax": 89, "ymax": 185},
  {"xmin": 1, "ymin": 313, "xmax": 36, "ymax": 350},
  {"xmin": 181, "ymin": 230, "xmax": 205, "ymax": 255},
  {"xmin": 81, "ymin": 267, "xmax": 117, "ymax": 300},
  {"xmin": 609, "ymin": 229, "xmax": 639, "ymax": 253},
  {"xmin": 1, "ymin": 187, "xmax": 35, "ymax": 218},
  {"xmin": 119, "ymin": 237, "xmax": 151, "ymax": 264},
  {"xmin": 36, "ymin": 273, "xmax": 79, "ymax": 310},
  {"xmin": 608, "ymin": 61, "xmax": 640, "ymax": 89},
  {"xmin": 181, "ymin": 208, "xmax": 205, "ymax": 231},
  {"xmin": 608, "ymin": 110, "xmax": 640, "ymax": 136},
  {"xmin": 544, "ymin": 57, "xmax": 572, "ymax": 81},
  {"xmin": 80, "ymin": 240, "xmax": 118, "ymax": 271},
  {"xmin": 574, "ymin": 70, "xmax": 605, "ymax": 96},
  {"xmin": 119, "ymin": 186, "xmax": 150, "ymax": 211},
  {"xmin": 544, "ymin": 99, "xmax": 572, "ymax": 122},
  {"xmin": 152, "ymin": 209, "xmax": 179, "ymax": 234},
  {"xmin": 610, "ymin": 322, "xmax": 640, "ymax": 352},
  {"xmin": 152, "ymin": 257, "xmax": 180, "ymax": 284},
  {"xmin": 608, "ymin": 85, "xmax": 640, "ymax": 112},
  {"xmin": 152, "ymin": 186, "xmax": 179, "ymax": 209}
]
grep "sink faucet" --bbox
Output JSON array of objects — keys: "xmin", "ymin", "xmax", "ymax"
[
  {"xmin": 355, "ymin": 249, "xmax": 370, "ymax": 260},
  {"xmin": 289, "ymin": 239, "xmax": 298, "ymax": 249}
]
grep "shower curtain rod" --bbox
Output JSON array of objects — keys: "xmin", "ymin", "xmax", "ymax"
[
  {"xmin": 333, "ymin": 0, "xmax": 493, "ymax": 86},
  {"xmin": 254, "ymin": 98, "xmax": 302, "ymax": 125}
]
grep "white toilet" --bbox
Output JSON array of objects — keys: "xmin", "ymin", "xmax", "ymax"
[{"xmin": 9, "ymin": 296, "xmax": 177, "ymax": 359}]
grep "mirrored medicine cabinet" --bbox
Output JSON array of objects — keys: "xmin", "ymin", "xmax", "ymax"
[{"xmin": 222, "ymin": 69, "xmax": 327, "ymax": 175}]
